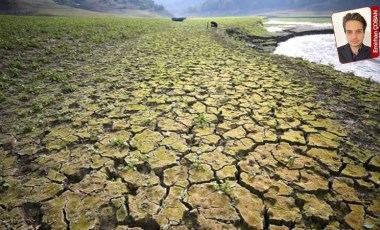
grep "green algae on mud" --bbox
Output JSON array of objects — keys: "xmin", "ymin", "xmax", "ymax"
[{"xmin": 1, "ymin": 15, "xmax": 380, "ymax": 230}]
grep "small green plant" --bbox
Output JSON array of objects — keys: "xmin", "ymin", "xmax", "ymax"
[
  {"xmin": 99, "ymin": 107, "xmax": 112, "ymax": 115},
  {"xmin": 213, "ymin": 179, "xmax": 234, "ymax": 195},
  {"xmin": 17, "ymin": 84, "xmax": 28, "ymax": 93},
  {"xmin": 248, "ymin": 171, "xmax": 258, "ymax": 178},
  {"xmin": 30, "ymin": 102, "xmax": 43, "ymax": 114},
  {"xmin": 216, "ymin": 84, "xmax": 224, "ymax": 93},
  {"xmin": 27, "ymin": 39, "xmax": 41, "ymax": 48},
  {"xmin": 94, "ymin": 74, "xmax": 107, "ymax": 83},
  {"xmin": 62, "ymin": 83, "xmax": 77, "ymax": 93},
  {"xmin": 9, "ymin": 60, "xmax": 26, "ymax": 69},
  {"xmin": 8, "ymin": 67, "xmax": 20, "ymax": 78},
  {"xmin": 109, "ymin": 82, "xmax": 122, "ymax": 90},
  {"xmin": 194, "ymin": 113, "xmax": 208, "ymax": 128},
  {"xmin": 138, "ymin": 154, "xmax": 150, "ymax": 163},
  {"xmin": 52, "ymin": 110, "xmax": 73, "ymax": 123},
  {"xmin": 18, "ymin": 94, "xmax": 29, "ymax": 102},
  {"xmin": 23, "ymin": 123, "xmax": 36, "ymax": 133},
  {"xmin": 0, "ymin": 181, "xmax": 11, "ymax": 193},
  {"xmin": 30, "ymin": 61, "xmax": 42, "ymax": 69},
  {"xmin": 39, "ymin": 96, "xmax": 53, "ymax": 106},
  {"xmin": 0, "ymin": 91, "xmax": 5, "ymax": 103},
  {"xmin": 39, "ymin": 70, "xmax": 68, "ymax": 82},
  {"xmin": 286, "ymin": 156, "xmax": 297, "ymax": 167},
  {"xmin": 191, "ymin": 156, "xmax": 203, "ymax": 170},
  {"xmin": 88, "ymin": 145, "xmax": 100, "ymax": 154},
  {"xmin": 110, "ymin": 137, "xmax": 126, "ymax": 148},
  {"xmin": 143, "ymin": 118, "xmax": 153, "ymax": 126},
  {"xmin": 233, "ymin": 77, "xmax": 244, "ymax": 85},
  {"xmin": 36, "ymin": 56, "xmax": 50, "ymax": 64},
  {"xmin": 125, "ymin": 162, "xmax": 137, "ymax": 171},
  {"xmin": 155, "ymin": 61, "xmax": 166, "ymax": 74},
  {"xmin": 24, "ymin": 82, "xmax": 40, "ymax": 94},
  {"xmin": 16, "ymin": 121, "xmax": 36, "ymax": 133}
]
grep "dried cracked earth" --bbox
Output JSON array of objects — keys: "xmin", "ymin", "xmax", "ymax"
[{"xmin": 1, "ymin": 19, "xmax": 380, "ymax": 230}]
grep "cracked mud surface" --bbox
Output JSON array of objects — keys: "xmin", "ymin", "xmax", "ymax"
[{"xmin": 1, "ymin": 17, "xmax": 380, "ymax": 229}]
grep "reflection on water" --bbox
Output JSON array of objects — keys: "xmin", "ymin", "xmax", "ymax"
[{"xmin": 274, "ymin": 34, "xmax": 380, "ymax": 82}]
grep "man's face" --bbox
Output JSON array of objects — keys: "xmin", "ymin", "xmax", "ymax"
[{"xmin": 345, "ymin": 20, "xmax": 365, "ymax": 48}]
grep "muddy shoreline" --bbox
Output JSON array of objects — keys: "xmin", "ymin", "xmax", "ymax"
[{"xmin": 226, "ymin": 27, "xmax": 334, "ymax": 52}]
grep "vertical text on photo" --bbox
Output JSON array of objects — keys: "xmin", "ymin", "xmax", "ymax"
[{"xmin": 371, "ymin": 5, "xmax": 379, "ymax": 57}]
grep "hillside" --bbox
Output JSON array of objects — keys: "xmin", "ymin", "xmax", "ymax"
[
  {"xmin": 187, "ymin": 0, "xmax": 380, "ymax": 16},
  {"xmin": 154, "ymin": 0, "xmax": 203, "ymax": 16},
  {"xmin": 0, "ymin": 0, "xmax": 169, "ymax": 17},
  {"xmin": 53, "ymin": 0, "xmax": 167, "ymax": 14}
]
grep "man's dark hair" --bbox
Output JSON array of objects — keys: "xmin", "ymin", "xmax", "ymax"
[{"xmin": 343, "ymin": 12, "xmax": 367, "ymax": 32}]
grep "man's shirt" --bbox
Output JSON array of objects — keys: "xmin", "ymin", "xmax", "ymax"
[{"xmin": 338, "ymin": 43, "xmax": 371, "ymax": 64}]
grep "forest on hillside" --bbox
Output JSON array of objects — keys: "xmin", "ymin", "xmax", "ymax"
[
  {"xmin": 187, "ymin": 0, "xmax": 379, "ymax": 15},
  {"xmin": 53, "ymin": 0, "xmax": 165, "ymax": 11}
]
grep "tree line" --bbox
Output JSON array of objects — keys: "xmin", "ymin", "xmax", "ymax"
[{"xmin": 53, "ymin": 0, "xmax": 164, "ymax": 12}]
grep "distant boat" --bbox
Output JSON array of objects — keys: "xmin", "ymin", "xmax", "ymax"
[{"xmin": 171, "ymin": 17, "xmax": 186, "ymax": 22}]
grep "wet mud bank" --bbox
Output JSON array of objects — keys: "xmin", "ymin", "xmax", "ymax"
[{"xmin": 226, "ymin": 27, "xmax": 334, "ymax": 52}]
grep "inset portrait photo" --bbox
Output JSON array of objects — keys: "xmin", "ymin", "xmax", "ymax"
[{"xmin": 332, "ymin": 6, "xmax": 379, "ymax": 64}]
